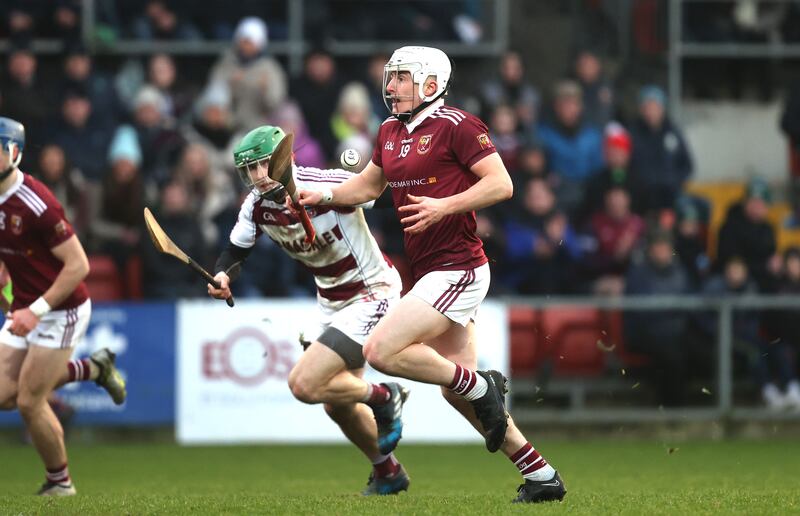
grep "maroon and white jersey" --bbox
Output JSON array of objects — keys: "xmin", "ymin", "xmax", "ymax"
[
  {"xmin": 372, "ymin": 99, "xmax": 494, "ymax": 280},
  {"xmin": 229, "ymin": 165, "xmax": 402, "ymax": 311},
  {"xmin": 0, "ymin": 172, "xmax": 89, "ymax": 311}
]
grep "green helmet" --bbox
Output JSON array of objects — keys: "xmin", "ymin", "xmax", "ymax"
[{"xmin": 232, "ymin": 125, "xmax": 286, "ymax": 191}]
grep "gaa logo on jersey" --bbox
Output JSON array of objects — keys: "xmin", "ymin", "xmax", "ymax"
[
  {"xmin": 10, "ymin": 215, "xmax": 23, "ymax": 235},
  {"xmin": 477, "ymin": 133, "xmax": 494, "ymax": 150},
  {"xmin": 417, "ymin": 134, "xmax": 433, "ymax": 155}
]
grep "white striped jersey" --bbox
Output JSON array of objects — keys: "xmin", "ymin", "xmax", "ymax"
[{"xmin": 229, "ymin": 165, "xmax": 402, "ymax": 310}]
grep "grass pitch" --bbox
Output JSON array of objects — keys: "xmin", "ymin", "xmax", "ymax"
[{"xmin": 0, "ymin": 440, "xmax": 797, "ymax": 514}]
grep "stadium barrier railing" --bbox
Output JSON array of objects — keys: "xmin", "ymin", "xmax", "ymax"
[{"xmin": 502, "ymin": 294, "xmax": 800, "ymax": 424}]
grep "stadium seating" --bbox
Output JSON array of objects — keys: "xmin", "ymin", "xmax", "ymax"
[
  {"xmin": 124, "ymin": 255, "xmax": 143, "ymax": 300},
  {"xmin": 539, "ymin": 307, "xmax": 607, "ymax": 377},
  {"xmin": 685, "ymin": 181, "xmax": 745, "ymax": 259},
  {"xmin": 86, "ymin": 255, "xmax": 124, "ymax": 301},
  {"xmin": 509, "ymin": 306, "xmax": 539, "ymax": 376}
]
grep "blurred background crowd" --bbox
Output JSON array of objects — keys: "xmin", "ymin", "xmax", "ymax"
[{"xmin": 4, "ymin": 0, "xmax": 800, "ymax": 409}]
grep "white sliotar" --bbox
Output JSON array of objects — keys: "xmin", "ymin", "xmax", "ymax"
[{"xmin": 340, "ymin": 148, "xmax": 361, "ymax": 169}]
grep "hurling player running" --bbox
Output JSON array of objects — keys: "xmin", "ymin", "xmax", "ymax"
[
  {"xmin": 299, "ymin": 47, "xmax": 566, "ymax": 503},
  {"xmin": 207, "ymin": 125, "xmax": 410, "ymax": 495},
  {"xmin": 0, "ymin": 117, "xmax": 126, "ymax": 496}
]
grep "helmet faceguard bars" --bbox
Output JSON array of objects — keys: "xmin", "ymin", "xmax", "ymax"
[{"xmin": 233, "ymin": 125, "xmax": 287, "ymax": 200}]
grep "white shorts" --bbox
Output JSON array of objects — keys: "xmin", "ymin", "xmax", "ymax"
[
  {"xmin": 408, "ymin": 263, "xmax": 490, "ymax": 326},
  {"xmin": 0, "ymin": 298, "xmax": 92, "ymax": 350},
  {"xmin": 317, "ymin": 296, "xmax": 397, "ymax": 346}
]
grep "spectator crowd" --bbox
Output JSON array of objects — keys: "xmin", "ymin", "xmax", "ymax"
[{"xmin": 2, "ymin": 2, "xmax": 800, "ymax": 410}]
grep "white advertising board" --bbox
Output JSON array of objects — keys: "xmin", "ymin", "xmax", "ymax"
[{"xmin": 177, "ymin": 299, "xmax": 508, "ymax": 444}]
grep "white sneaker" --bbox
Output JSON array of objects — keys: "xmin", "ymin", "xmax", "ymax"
[
  {"xmin": 785, "ymin": 381, "xmax": 800, "ymax": 411},
  {"xmin": 762, "ymin": 383, "xmax": 787, "ymax": 411},
  {"xmin": 37, "ymin": 481, "xmax": 77, "ymax": 496}
]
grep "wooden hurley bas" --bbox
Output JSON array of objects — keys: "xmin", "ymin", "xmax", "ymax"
[
  {"xmin": 269, "ymin": 132, "xmax": 317, "ymax": 244},
  {"xmin": 143, "ymin": 207, "xmax": 235, "ymax": 307}
]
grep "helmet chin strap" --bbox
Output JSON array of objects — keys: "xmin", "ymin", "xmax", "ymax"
[{"xmin": 393, "ymin": 89, "xmax": 448, "ymax": 123}]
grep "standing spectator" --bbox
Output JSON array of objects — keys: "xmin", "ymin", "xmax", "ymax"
[
  {"xmin": 171, "ymin": 143, "xmax": 235, "ymax": 248},
  {"xmin": 207, "ymin": 17, "xmax": 287, "ymax": 131},
  {"xmin": 571, "ymin": 49, "xmax": 614, "ymax": 128},
  {"xmin": 267, "ymin": 102, "xmax": 326, "ymax": 170},
  {"xmin": 182, "ymin": 86, "xmax": 236, "ymax": 176},
  {"xmin": 52, "ymin": 0, "xmax": 82, "ymax": 44},
  {"xmin": 115, "ymin": 85, "xmax": 185, "ymax": 186},
  {"xmin": 537, "ymin": 80, "xmax": 604, "ymax": 218},
  {"xmin": 56, "ymin": 43, "xmax": 121, "ymax": 131},
  {"xmin": 5, "ymin": 1, "xmax": 42, "ymax": 41},
  {"xmin": 488, "ymin": 104, "xmax": 524, "ymax": 173},
  {"xmin": 48, "ymin": 88, "xmax": 110, "ymax": 183},
  {"xmin": 330, "ymin": 82, "xmax": 380, "ymax": 152},
  {"xmin": 88, "ymin": 127, "xmax": 148, "ymax": 270},
  {"xmin": 1, "ymin": 44, "xmax": 50, "ymax": 170},
  {"xmin": 291, "ymin": 49, "xmax": 344, "ymax": 159},
  {"xmin": 130, "ymin": 0, "xmax": 202, "ymax": 40},
  {"xmin": 629, "ymin": 85, "xmax": 694, "ymax": 213},
  {"xmin": 587, "ymin": 185, "xmax": 646, "ymax": 295},
  {"xmin": 480, "ymin": 51, "xmax": 540, "ymax": 133},
  {"xmin": 147, "ymin": 53, "xmax": 196, "ymax": 123},
  {"xmin": 34, "ymin": 144, "xmax": 90, "ymax": 242},
  {"xmin": 625, "ymin": 229, "xmax": 692, "ymax": 406},
  {"xmin": 716, "ymin": 177, "xmax": 778, "ymax": 289}
]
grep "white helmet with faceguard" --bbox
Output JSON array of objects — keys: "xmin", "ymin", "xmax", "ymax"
[{"xmin": 383, "ymin": 46, "xmax": 452, "ymax": 122}]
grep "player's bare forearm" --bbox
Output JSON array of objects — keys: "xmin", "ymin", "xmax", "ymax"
[
  {"xmin": 442, "ymin": 153, "xmax": 513, "ymax": 214},
  {"xmin": 299, "ymin": 162, "xmax": 387, "ymax": 207},
  {"xmin": 44, "ymin": 235, "xmax": 90, "ymax": 307}
]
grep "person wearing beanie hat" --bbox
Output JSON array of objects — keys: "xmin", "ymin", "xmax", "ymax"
[
  {"xmin": 206, "ymin": 16, "xmax": 287, "ymax": 130},
  {"xmin": 716, "ymin": 176, "xmax": 778, "ymax": 289},
  {"xmin": 674, "ymin": 200, "xmax": 711, "ymax": 290},
  {"xmin": 234, "ymin": 17, "xmax": 268, "ymax": 55},
  {"xmin": 638, "ymin": 84, "xmax": 667, "ymax": 107},
  {"xmin": 629, "ymin": 84, "xmax": 694, "ymax": 214},
  {"xmin": 746, "ymin": 177, "xmax": 773, "ymax": 204},
  {"xmin": 578, "ymin": 121, "xmax": 639, "ymax": 225},
  {"xmin": 108, "ymin": 125, "xmax": 142, "ymax": 167}
]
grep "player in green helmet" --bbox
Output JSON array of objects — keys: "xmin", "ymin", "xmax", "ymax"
[{"xmin": 209, "ymin": 125, "xmax": 411, "ymax": 495}]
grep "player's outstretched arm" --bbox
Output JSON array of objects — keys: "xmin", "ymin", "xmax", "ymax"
[
  {"xmin": 298, "ymin": 161, "xmax": 387, "ymax": 207},
  {"xmin": 9, "ymin": 235, "xmax": 90, "ymax": 336},
  {"xmin": 398, "ymin": 153, "xmax": 513, "ymax": 234}
]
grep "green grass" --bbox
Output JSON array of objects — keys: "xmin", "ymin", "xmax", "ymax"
[{"xmin": 0, "ymin": 440, "xmax": 798, "ymax": 514}]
